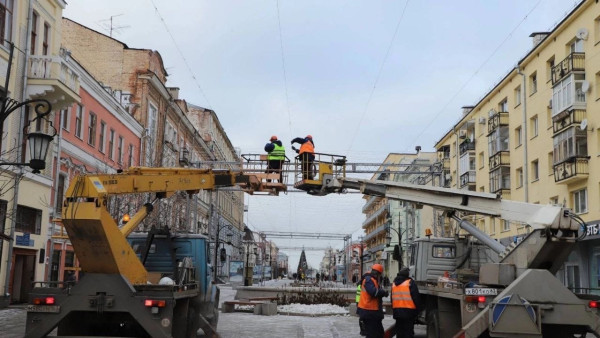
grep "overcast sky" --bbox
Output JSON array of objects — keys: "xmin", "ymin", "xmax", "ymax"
[{"xmin": 64, "ymin": 0, "xmax": 582, "ymax": 270}]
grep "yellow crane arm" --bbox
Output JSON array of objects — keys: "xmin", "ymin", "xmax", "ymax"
[{"xmin": 62, "ymin": 167, "xmax": 252, "ymax": 285}]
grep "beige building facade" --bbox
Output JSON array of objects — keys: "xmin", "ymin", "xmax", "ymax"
[{"xmin": 435, "ymin": 0, "xmax": 600, "ymax": 292}]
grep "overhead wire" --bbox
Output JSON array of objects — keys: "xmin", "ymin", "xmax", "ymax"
[
  {"xmin": 403, "ymin": 0, "xmax": 543, "ymax": 152},
  {"xmin": 346, "ymin": 0, "xmax": 411, "ymax": 154},
  {"xmin": 147, "ymin": 0, "xmax": 213, "ymax": 110},
  {"xmin": 276, "ymin": 0, "xmax": 294, "ymax": 141}
]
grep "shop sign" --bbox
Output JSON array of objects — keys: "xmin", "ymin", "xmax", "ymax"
[{"xmin": 585, "ymin": 222, "xmax": 600, "ymax": 239}]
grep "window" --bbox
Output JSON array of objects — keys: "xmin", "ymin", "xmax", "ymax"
[
  {"xmin": 502, "ymin": 220, "xmax": 510, "ymax": 232},
  {"xmin": 547, "ymin": 56, "xmax": 555, "ymax": 83},
  {"xmin": 117, "ymin": 136, "xmax": 123, "ymax": 164},
  {"xmin": 55, "ymin": 174, "xmax": 65, "ymax": 215},
  {"xmin": 531, "ymin": 159, "xmax": 539, "ymax": 181},
  {"xmin": 565, "ymin": 265, "xmax": 581, "ymax": 293},
  {"xmin": 16, "ymin": 205, "xmax": 42, "ymax": 234},
  {"xmin": 128, "ymin": 144, "xmax": 134, "ymax": 167},
  {"xmin": 498, "ymin": 98, "xmax": 508, "ymax": 112},
  {"xmin": 596, "ymin": 71, "xmax": 600, "ymax": 100},
  {"xmin": 42, "ymin": 23, "xmax": 49, "ymax": 55},
  {"xmin": 108, "ymin": 129, "xmax": 115, "ymax": 159},
  {"xmin": 98, "ymin": 121, "xmax": 106, "ymax": 153},
  {"xmin": 552, "ymin": 74, "xmax": 586, "ymax": 116},
  {"xmin": 570, "ymin": 38, "xmax": 583, "ymax": 53},
  {"xmin": 488, "ymin": 126, "xmax": 509, "ymax": 155},
  {"xmin": 490, "ymin": 218, "xmax": 496, "ymax": 234},
  {"xmin": 529, "ymin": 72, "xmax": 537, "ymax": 95},
  {"xmin": 514, "ymin": 86, "xmax": 521, "ymax": 106},
  {"xmin": 432, "ymin": 245, "xmax": 455, "ymax": 258},
  {"xmin": 478, "ymin": 152, "xmax": 484, "ymax": 169},
  {"xmin": 489, "ymin": 167, "xmax": 510, "ymax": 193},
  {"xmin": 75, "ymin": 104, "xmax": 83, "ymax": 138},
  {"xmin": 516, "ymin": 167, "xmax": 523, "ymax": 188},
  {"xmin": 573, "ymin": 188, "xmax": 587, "ymax": 214},
  {"xmin": 61, "ymin": 108, "xmax": 70, "ymax": 131},
  {"xmin": 145, "ymin": 103, "xmax": 158, "ymax": 165},
  {"xmin": 30, "ymin": 12, "xmax": 38, "ymax": 54},
  {"xmin": 0, "ymin": 0, "xmax": 14, "ymax": 45},
  {"xmin": 549, "ymin": 196, "xmax": 559, "ymax": 205},
  {"xmin": 515, "ymin": 126, "xmax": 522, "ymax": 147},
  {"xmin": 87, "ymin": 112, "xmax": 96, "ymax": 146},
  {"xmin": 595, "ymin": 15, "xmax": 600, "ymax": 44},
  {"xmin": 553, "ymin": 128, "xmax": 587, "ymax": 164},
  {"xmin": 530, "ymin": 115, "xmax": 538, "ymax": 138}
]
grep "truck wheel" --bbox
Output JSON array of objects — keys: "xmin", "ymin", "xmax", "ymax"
[{"xmin": 427, "ymin": 309, "xmax": 440, "ymax": 338}]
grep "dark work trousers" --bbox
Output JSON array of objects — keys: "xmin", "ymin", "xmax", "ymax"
[
  {"xmin": 362, "ymin": 317, "xmax": 384, "ymax": 338},
  {"xmin": 394, "ymin": 315, "xmax": 416, "ymax": 338},
  {"xmin": 300, "ymin": 152, "xmax": 314, "ymax": 180},
  {"xmin": 266, "ymin": 159, "xmax": 283, "ymax": 182}
]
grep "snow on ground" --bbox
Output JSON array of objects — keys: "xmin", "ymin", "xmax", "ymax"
[{"xmin": 278, "ymin": 303, "xmax": 348, "ymax": 315}]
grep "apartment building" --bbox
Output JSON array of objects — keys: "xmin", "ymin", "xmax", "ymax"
[
  {"xmin": 434, "ymin": 0, "xmax": 600, "ymax": 293},
  {"xmin": 47, "ymin": 55, "xmax": 144, "ymax": 284},
  {"xmin": 0, "ymin": 0, "xmax": 80, "ymax": 305}
]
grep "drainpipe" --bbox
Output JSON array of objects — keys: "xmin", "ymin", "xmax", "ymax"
[
  {"xmin": 516, "ymin": 66, "xmax": 528, "ymax": 203},
  {"xmin": 47, "ymin": 109, "xmax": 64, "ymax": 281},
  {"xmin": 4, "ymin": 0, "xmax": 34, "ymax": 298}
]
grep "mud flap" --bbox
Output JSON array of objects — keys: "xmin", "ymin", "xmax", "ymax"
[{"xmin": 384, "ymin": 323, "xmax": 396, "ymax": 338}]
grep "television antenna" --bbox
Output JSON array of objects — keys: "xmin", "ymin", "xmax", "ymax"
[{"xmin": 98, "ymin": 14, "xmax": 130, "ymax": 37}]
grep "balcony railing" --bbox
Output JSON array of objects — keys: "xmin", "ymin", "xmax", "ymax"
[
  {"xmin": 553, "ymin": 156, "xmax": 589, "ymax": 184},
  {"xmin": 488, "ymin": 151, "xmax": 510, "ymax": 171},
  {"xmin": 551, "ymin": 52, "xmax": 585, "ymax": 85},
  {"xmin": 362, "ymin": 204, "xmax": 389, "ymax": 227},
  {"xmin": 459, "ymin": 140, "xmax": 475, "ymax": 155},
  {"xmin": 459, "ymin": 171, "xmax": 476, "ymax": 188},
  {"xmin": 553, "ymin": 109, "xmax": 586, "ymax": 134},
  {"xmin": 28, "ymin": 54, "xmax": 79, "ymax": 94},
  {"xmin": 487, "ymin": 112, "xmax": 509, "ymax": 135},
  {"xmin": 363, "ymin": 224, "xmax": 386, "ymax": 242}
]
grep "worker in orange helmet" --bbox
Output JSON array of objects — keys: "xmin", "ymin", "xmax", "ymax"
[
  {"xmin": 291, "ymin": 135, "xmax": 315, "ymax": 180},
  {"xmin": 264, "ymin": 135, "xmax": 285, "ymax": 182},
  {"xmin": 357, "ymin": 263, "xmax": 388, "ymax": 337}
]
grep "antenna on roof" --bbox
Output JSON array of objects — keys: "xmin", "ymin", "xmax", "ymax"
[{"xmin": 98, "ymin": 14, "xmax": 130, "ymax": 37}]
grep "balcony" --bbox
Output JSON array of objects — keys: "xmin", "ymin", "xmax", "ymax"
[
  {"xmin": 553, "ymin": 109, "xmax": 586, "ymax": 134},
  {"xmin": 459, "ymin": 140, "xmax": 475, "ymax": 155},
  {"xmin": 487, "ymin": 112, "xmax": 509, "ymax": 135},
  {"xmin": 363, "ymin": 223, "xmax": 386, "ymax": 242},
  {"xmin": 459, "ymin": 171, "xmax": 475, "ymax": 188},
  {"xmin": 26, "ymin": 49, "xmax": 80, "ymax": 110},
  {"xmin": 488, "ymin": 151, "xmax": 510, "ymax": 171},
  {"xmin": 362, "ymin": 195, "xmax": 380, "ymax": 213},
  {"xmin": 551, "ymin": 52, "xmax": 585, "ymax": 85},
  {"xmin": 553, "ymin": 156, "xmax": 589, "ymax": 184},
  {"xmin": 362, "ymin": 204, "xmax": 389, "ymax": 227}
]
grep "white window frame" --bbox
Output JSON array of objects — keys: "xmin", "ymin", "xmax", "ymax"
[
  {"xmin": 98, "ymin": 121, "xmax": 106, "ymax": 153},
  {"xmin": 573, "ymin": 188, "xmax": 587, "ymax": 214},
  {"xmin": 75, "ymin": 104, "xmax": 83, "ymax": 139},
  {"xmin": 530, "ymin": 115, "xmax": 538, "ymax": 138},
  {"xmin": 531, "ymin": 159, "xmax": 539, "ymax": 181},
  {"xmin": 61, "ymin": 108, "xmax": 70, "ymax": 131},
  {"xmin": 552, "ymin": 74, "xmax": 586, "ymax": 117}
]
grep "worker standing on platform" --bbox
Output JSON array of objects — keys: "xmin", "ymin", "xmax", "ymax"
[
  {"xmin": 357, "ymin": 264, "xmax": 388, "ymax": 338},
  {"xmin": 391, "ymin": 267, "xmax": 422, "ymax": 338},
  {"xmin": 291, "ymin": 135, "xmax": 315, "ymax": 180},
  {"xmin": 264, "ymin": 135, "xmax": 286, "ymax": 182}
]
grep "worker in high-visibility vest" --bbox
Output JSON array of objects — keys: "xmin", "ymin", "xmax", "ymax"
[
  {"xmin": 357, "ymin": 264, "xmax": 388, "ymax": 337},
  {"xmin": 356, "ymin": 277, "xmax": 365, "ymax": 336},
  {"xmin": 391, "ymin": 267, "xmax": 422, "ymax": 338},
  {"xmin": 264, "ymin": 135, "xmax": 286, "ymax": 182},
  {"xmin": 291, "ymin": 135, "xmax": 315, "ymax": 180}
]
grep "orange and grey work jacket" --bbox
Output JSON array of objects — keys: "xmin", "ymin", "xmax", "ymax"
[
  {"xmin": 358, "ymin": 277, "xmax": 380, "ymax": 311},
  {"xmin": 299, "ymin": 141, "xmax": 314, "ymax": 155},
  {"xmin": 391, "ymin": 279, "xmax": 416, "ymax": 309}
]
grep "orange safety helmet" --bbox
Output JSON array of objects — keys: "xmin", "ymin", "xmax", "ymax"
[
  {"xmin": 306, "ymin": 135, "xmax": 313, "ymax": 140},
  {"xmin": 270, "ymin": 135, "xmax": 278, "ymax": 141},
  {"xmin": 371, "ymin": 264, "xmax": 384, "ymax": 274}
]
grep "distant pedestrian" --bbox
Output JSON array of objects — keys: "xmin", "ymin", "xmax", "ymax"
[
  {"xmin": 352, "ymin": 274, "xmax": 358, "ymax": 284},
  {"xmin": 264, "ymin": 135, "xmax": 286, "ymax": 182},
  {"xmin": 357, "ymin": 264, "xmax": 388, "ymax": 337},
  {"xmin": 291, "ymin": 135, "xmax": 315, "ymax": 180},
  {"xmin": 383, "ymin": 275, "xmax": 390, "ymax": 288},
  {"xmin": 391, "ymin": 268, "xmax": 422, "ymax": 338}
]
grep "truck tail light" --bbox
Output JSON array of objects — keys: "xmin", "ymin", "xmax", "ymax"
[
  {"xmin": 144, "ymin": 299, "xmax": 166, "ymax": 308},
  {"xmin": 589, "ymin": 300, "xmax": 599, "ymax": 308},
  {"xmin": 465, "ymin": 296, "xmax": 478, "ymax": 303},
  {"xmin": 478, "ymin": 296, "xmax": 486, "ymax": 303},
  {"xmin": 32, "ymin": 296, "xmax": 55, "ymax": 305}
]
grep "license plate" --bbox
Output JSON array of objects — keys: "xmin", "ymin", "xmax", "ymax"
[
  {"xmin": 27, "ymin": 305, "xmax": 60, "ymax": 313},
  {"xmin": 465, "ymin": 288, "xmax": 498, "ymax": 296}
]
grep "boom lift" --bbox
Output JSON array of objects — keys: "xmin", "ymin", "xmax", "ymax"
[{"xmin": 298, "ymin": 157, "xmax": 600, "ymax": 337}]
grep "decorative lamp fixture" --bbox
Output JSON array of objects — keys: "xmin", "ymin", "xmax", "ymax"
[
  {"xmin": 225, "ymin": 232, "xmax": 233, "ymax": 244},
  {"xmin": 122, "ymin": 214, "xmax": 131, "ymax": 224}
]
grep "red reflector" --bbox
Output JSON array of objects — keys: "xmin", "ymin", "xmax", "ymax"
[
  {"xmin": 157, "ymin": 300, "xmax": 166, "ymax": 308},
  {"xmin": 33, "ymin": 298, "xmax": 42, "ymax": 305},
  {"xmin": 144, "ymin": 300, "xmax": 153, "ymax": 307},
  {"xmin": 465, "ymin": 296, "xmax": 477, "ymax": 303},
  {"xmin": 590, "ymin": 300, "xmax": 599, "ymax": 308},
  {"xmin": 478, "ymin": 296, "xmax": 486, "ymax": 303},
  {"xmin": 45, "ymin": 297, "xmax": 55, "ymax": 305}
]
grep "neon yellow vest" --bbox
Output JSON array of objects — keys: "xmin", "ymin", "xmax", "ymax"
[{"xmin": 268, "ymin": 143, "xmax": 285, "ymax": 160}]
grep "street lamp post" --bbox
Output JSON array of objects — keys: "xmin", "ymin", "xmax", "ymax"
[
  {"xmin": 386, "ymin": 226, "xmax": 403, "ymax": 274},
  {"xmin": 212, "ymin": 220, "xmax": 233, "ymax": 284}
]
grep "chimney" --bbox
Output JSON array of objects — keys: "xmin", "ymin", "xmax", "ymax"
[
  {"xmin": 461, "ymin": 106, "xmax": 474, "ymax": 116},
  {"xmin": 529, "ymin": 32, "xmax": 549, "ymax": 48},
  {"xmin": 168, "ymin": 87, "xmax": 180, "ymax": 100}
]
